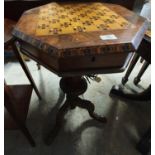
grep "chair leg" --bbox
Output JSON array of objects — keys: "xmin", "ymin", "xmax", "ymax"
[
  {"xmin": 134, "ymin": 61, "xmax": 149, "ymax": 85},
  {"xmin": 122, "ymin": 53, "xmax": 140, "ymax": 85},
  {"xmin": 140, "ymin": 57, "xmax": 144, "ymax": 63},
  {"xmin": 36, "ymin": 63, "xmax": 41, "ymax": 70},
  {"xmin": 12, "ymin": 41, "xmax": 41, "ymax": 100}
]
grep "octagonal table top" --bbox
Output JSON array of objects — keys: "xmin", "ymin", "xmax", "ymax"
[{"xmin": 12, "ymin": 2, "xmax": 148, "ymax": 58}]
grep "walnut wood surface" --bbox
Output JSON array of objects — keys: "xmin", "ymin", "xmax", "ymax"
[
  {"xmin": 12, "ymin": 2, "xmax": 148, "ymax": 75},
  {"xmin": 4, "ymin": 85, "xmax": 32, "ymax": 129},
  {"xmin": 4, "ymin": 18, "xmax": 16, "ymax": 45},
  {"xmin": 12, "ymin": 2, "xmax": 148, "ymax": 56},
  {"xmin": 20, "ymin": 40, "xmax": 133, "ymax": 76},
  {"xmin": 4, "ymin": 84, "xmax": 35, "ymax": 146}
]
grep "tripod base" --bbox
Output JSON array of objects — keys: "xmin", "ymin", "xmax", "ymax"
[{"xmin": 45, "ymin": 76, "xmax": 107, "ymax": 145}]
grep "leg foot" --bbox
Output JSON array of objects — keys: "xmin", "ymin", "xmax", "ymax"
[
  {"xmin": 36, "ymin": 63, "xmax": 41, "ymax": 70},
  {"xmin": 110, "ymin": 85, "xmax": 123, "ymax": 97},
  {"xmin": 133, "ymin": 77, "xmax": 140, "ymax": 85},
  {"xmin": 122, "ymin": 77, "xmax": 128, "ymax": 85},
  {"xmin": 76, "ymin": 98, "xmax": 107, "ymax": 123},
  {"xmin": 140, "ymin": 58, "xmax": 144, "ymax": 63}
]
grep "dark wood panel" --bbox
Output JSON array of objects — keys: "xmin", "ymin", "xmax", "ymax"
[
  {"xmin": 59, "ymin": 52, "xmax": 130, "ymax": 71},
  {"xmin": 5, "ymin": 85, "xmax": 32, "ymax": 130}
]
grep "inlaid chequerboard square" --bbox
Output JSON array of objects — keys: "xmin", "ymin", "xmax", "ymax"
[{"xmin": 35, "ymin": 3, "xmax": 132, "ymax": 36}]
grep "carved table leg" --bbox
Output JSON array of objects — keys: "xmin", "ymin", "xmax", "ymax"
[
  {"xmin": 60, "ymin": 76, "xmax": 107, "ymax": 123},
  {"xmin": 75, "ymin": 97, "xmax": 107, "ymax": 123},
  {"xmin": 122, "ymin": 53, "xmax": 140, "ymax": 85},
  {"xmin": 45, "ymin": 76, "xmax": 107, "ymax": 145},
  {"xmin": 134, "ymin": 61, "xmax": 149, "ymax": 85},
  {"xmin": 45, "ymin": 100, "xmax": 70, "ymax": 145}
]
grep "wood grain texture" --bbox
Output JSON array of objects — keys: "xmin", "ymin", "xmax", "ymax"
[
  {"xmin": 4, "ymin": 18, "xmax": 16, "ymax": 45},
  {"xmin": 4, "ymin": 85, "xmax": 32, "ymax": 129},
  {"xmin": 12, "ymin": 2, "xmax": 148, "ymax": 57},
  {"xmin": 4, "ymin": 84, "xmax": 36, "ymax": 146},
  {"xmin": 12, "ymin": 2, "xmax": 148, "ymax": 75}
]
